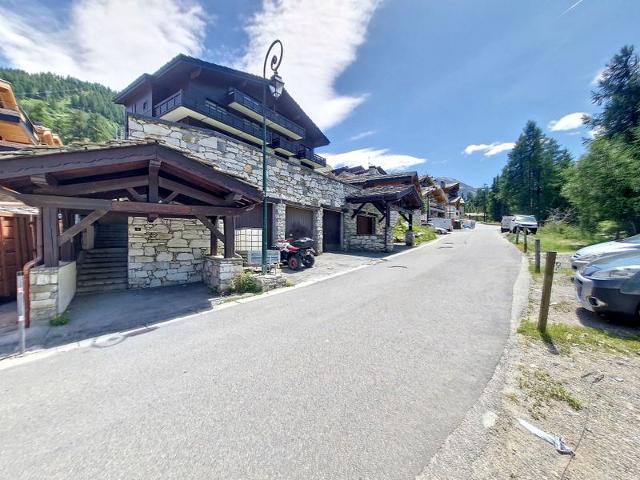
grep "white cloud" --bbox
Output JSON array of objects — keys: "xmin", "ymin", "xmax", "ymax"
[
  {"xmin": 0, "ymin": 0, "xmax": 207, "ymax": 90},
  {"xmin": 324, "ymin": 148, "xmax": 426, "ymax": 172},
  {"xmin": 236, "ymin": 0, "xmax": 381, "ymax": 131},
  {"xmin": 548, "ymin": 112, "xmax": 587, "ymax": 131},
  {"xmin": 464, "ymin": 142, "xmax": 515, "ymax": 157},
  {"xmin": 349, "ymin": 130, "xmax": 376, "ymax": 141}
]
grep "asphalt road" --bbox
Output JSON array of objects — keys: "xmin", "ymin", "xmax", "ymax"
[{"xmin": 0, "ymin": 224, "xmax": 521, "ymax": 479}]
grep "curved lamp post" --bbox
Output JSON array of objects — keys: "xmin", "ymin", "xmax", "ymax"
[{"xmin": 261, "ymin": 40, "xmax": 284, "ymax": 274}]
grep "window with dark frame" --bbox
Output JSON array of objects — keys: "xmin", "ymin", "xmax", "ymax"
[{"xmin": 356, "ymin": 215, "xmax": 375, "ymax": 235}]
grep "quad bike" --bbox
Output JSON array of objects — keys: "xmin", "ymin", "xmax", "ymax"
[{"xmin": 273, "ymin": 237, "xmax": 316, "ymax": 270}]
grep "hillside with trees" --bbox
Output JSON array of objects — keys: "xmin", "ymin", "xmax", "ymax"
[
  {"xmin": 0, "ymin": 68, "xmax": 124, "ymax": 143},
  {"xmin": 467, "ymin": 45, "xmax": 640, "ymax": 235}
]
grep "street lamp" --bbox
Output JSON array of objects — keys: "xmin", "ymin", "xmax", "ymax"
[{"xmin": 261, "ymin": 40, "xmax": 284, "ymax": 274}]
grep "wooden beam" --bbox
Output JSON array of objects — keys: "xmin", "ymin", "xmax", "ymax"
[
  {"xmin": 158, "ymin": 177, "xmax": 227, "ymax": 206},
  {"xmin": 126, "ymin": 187, "xmax": 146, "ymax": 202},
  {"xmin": 0, "ymin": 144, "xmax": 159, "ymax": 180},
  {"xmin": 156, "ymin": 146, "xmax": 263, "ymax": 202},
  {"xmin": 9, "ymin": 191, "xmax": 111, "ymax": 210},
  {"xmin": 195, "ymin": 215, "xmax": 225, "ymax": 243},
  {"xmin": 42, "ymin": 206, "xmax": 59, "ymax": 267},
  {"xmin": 148, "ymin": 159, "xmax": 161, "ymax": 203},
  {"xmin": 30, "ymin": 173, "xmax": 57, "ymax": 187},
  {"xmin": 111, "ymin": 200, "xmax": 254, "ymax": 217},
  {"xmin": 59, "ymin": 209, "xmax": 108, "ymax": 245},
  {"xmin": 399, "ymin": 212, "xmax": 410, "ymax": 224},
  {"xmin": 36, "ymin": 175, "xmax": 148, "ymax": 196},
  {"xmin": 350, "ymin": 203, "xmax": 367, "ymax": 219},
  {"xmin": 223, "ymin": 216, "xmax": 236, "ymax": 259},
  {"xmin": 162, "ymin": 191, "xmax": 179, "ymax": 204}
]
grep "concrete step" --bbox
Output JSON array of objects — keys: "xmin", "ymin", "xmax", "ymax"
[
  {"xmin": 77, "ymin": 276, "xmax": 128, "ymax": 287},
  {"xmin": 80, "ymin": 257, "xmax": 127, "ymax": 264},
  {"xmin": 85, "ymin": 248, "xmax": 127, "ymax": 254},
  {"xmin": 83, "ymin": 253, "xmax": 128, "ymax": 260},
  {"xmin": 77, "ymin": 271, "xmax": 127, "ymax": 280},
  {"xmin": 76, "ymin": 282, "xmax": 128, "ymax": 295},
  {"xmin": 77, "ymin": 266, "xmax": 127, "ymax": 275}
]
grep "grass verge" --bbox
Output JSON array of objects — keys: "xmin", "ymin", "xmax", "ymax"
[{"xmin": 519, "ymin": 320, "xmax": 640, "ymax": 355}]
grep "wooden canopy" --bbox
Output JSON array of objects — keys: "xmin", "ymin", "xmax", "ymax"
[{"xmin": 0, "ymin": 141, "xmax": 263, "ymax": 266}]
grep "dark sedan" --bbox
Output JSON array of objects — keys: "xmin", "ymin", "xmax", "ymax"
[{"xmin": 574, "ymin": 251, "xmax": 640, "ymax": 319}]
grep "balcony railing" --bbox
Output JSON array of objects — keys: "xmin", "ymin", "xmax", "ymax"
[
  {"xmin": 227, "ymin": 87, "xmax": 305, "ymax": 139},
  {"xmin": 153, "ymin": 90, "xmax": 299, "ymax": 156},
  {"xmin": 297, "ymin": 146, "xmax": 327, "ymax": 168}
]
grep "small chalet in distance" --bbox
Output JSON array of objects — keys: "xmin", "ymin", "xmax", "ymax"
[{"xmin": 0, "ymin": 79, "xmax": 62, "ymax": 151}]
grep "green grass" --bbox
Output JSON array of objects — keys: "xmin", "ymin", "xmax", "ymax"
[
  {"xmin": 518, "ymin": 321, "xmax": 640, "ymax": 355},
  {"xmin": 393, "ymin": 220, "xmax": 438, "ymax": 244},
  {"xmin": 229, "ymin": 271, "xmax": 262, "ymax": 294},
  {"xmin": 49, "ymin": 313, "xmax": 70, "ymax": 327},
  {"xmin": 507, "ymin": 222, "xmax": 601, "ymax": 253},
  {"xmin": 517, "ymin": 367, "xmax": 582, "ymax": 419}
]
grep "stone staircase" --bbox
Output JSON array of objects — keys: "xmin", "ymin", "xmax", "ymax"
[{"xmin": 76, "ymin": 224, "xmax": 128, "ymax": 295}]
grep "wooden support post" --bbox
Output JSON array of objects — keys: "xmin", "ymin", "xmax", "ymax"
[
  {"xmin": 60, "ymin": 210, "xmax": 74, "ymax": 261},
  {"xmin": 535, "ymin": 239, "xmax": 541, "ymax": 273},
  {"xmin": 42, "ymin": 206, "xmax": 59, "ymax": 267},
  {"xmin": 538, "ymin": 251, "xmax": 557, "ymax": 333},
  {"xmin": 408, "ymin": 213, "xmax": 413, "ymax": 231},
  {"xmin": 148, "ymin": 159, "xmax": 161, "ymax": 203},
  {"xmin": 223, "ymin": 215, "xmax": 236, "ymax": 259},
  {"xmin": 523, "ymin": 228, "xmax": 528, "ymax": 253},
  {"xmin": 515, "ymin": 228, "xmax": 520, "ymax": 244}
]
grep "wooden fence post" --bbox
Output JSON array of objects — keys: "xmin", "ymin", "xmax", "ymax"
[
  {"xmin": 524, "ymin": 228, "xmax": 528, "ymax": 253},
  {"xmin": 535, "ymin": 239, "xmax": 541, "ymax": 273},
  {"xmin": 538, "ymin": 251, "xmax": 557, "ymax": 333},
  {"xmin": 515, "ymin": 228, "xmax": 520, "ymax": 244}
]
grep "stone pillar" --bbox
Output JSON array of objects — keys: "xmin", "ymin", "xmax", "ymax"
[
  {"xmin": 273, "ymin": 203, "xmax": 286, "ymax": 241},
  {"xmin": 203, "ymin": 256, "xmax": 243, "ymax": 293},
  {"xmin": 29, "ymin": 261, "xmax": 76, "ymax": 323},
  {"xmin": 313, "ymin": 208, "xmax": 323, "ymax": 254}
]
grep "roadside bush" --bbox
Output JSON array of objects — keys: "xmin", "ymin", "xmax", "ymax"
[
  {"xmin": 230, "ymin": 271, "xmax": 262, "ymax": 294},
  {"xmin": 49, "ymin": 313, "xmax": 69, "ymax": 327}
]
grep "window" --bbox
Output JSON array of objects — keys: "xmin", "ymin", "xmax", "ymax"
[
  {"xmin": 356, "ymin": 215, "xmax": 375, "ymax": 235},
  {"xmin": 142, "ymin": 101, "xmax": 148, "ymax": 111}
]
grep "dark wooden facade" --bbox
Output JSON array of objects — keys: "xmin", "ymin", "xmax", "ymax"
[{"xmin": 0, "ymin": 212, "xmax": 36, "ymax": 297}]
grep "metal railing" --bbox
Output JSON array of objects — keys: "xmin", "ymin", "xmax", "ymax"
[
  {"xmin": 297, "ymin": 146, "xmax": 327, "ymax": 167},
  {"xmin": 153, "ymin": 90, "xmax": 300, "ymax": 154},
  {"xmin": 227, "ymin": 87, "xmax": 305, "ymax": 138}
]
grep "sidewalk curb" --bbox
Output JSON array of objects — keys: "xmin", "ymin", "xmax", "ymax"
[
  {"xmin": 0, "ymin": 236, "xmax": 446, "ymax": 370},
  {"xmin": 416, "ymin": 248, "xmax": 530, "ymax": 479}
]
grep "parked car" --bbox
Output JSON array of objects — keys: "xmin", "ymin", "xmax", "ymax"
[
  {"xmin": 501, "ymin": 215, "xmax": 538, "ymax": 234},
  {"xmin": 574, "ymin": 251, "xmax": 640, "ymax": 319},
  {"xmin": 571, "ymin": 234, "xmax": 640, "ymax": 270}
]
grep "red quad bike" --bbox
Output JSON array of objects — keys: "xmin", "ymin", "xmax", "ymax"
[{"xmin": 273, "ymin": 237, "xmax": 316, "ymax": 270}]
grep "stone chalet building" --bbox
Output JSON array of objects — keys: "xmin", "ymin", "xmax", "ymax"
[{"xmin": 0, "ymin": 55, "xmax": 423, "ymax": 324}]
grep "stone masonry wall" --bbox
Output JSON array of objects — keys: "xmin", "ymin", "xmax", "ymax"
[
  {"xmin": 29, "ymin": 266, "xmax": 59, "ymax": 323},
  {"xmin": 128, "ymin": 217, "xmax": 210, "ymax": 288},
  {"xmin": 128, "ymin": 115, "xmax": 360, "ymax": 209}
]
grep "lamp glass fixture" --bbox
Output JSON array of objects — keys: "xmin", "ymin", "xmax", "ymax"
[{"xmin": 269, "ymin": 73, "xmax": 284, "ymax": 98}]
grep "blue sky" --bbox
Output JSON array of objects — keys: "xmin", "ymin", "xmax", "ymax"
[{"xmin": 0, "ymin": 0, "xmax": 638, "ymax": 186}]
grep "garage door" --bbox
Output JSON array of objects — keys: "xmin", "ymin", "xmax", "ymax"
[
  {"xmin": 322, "ymin": 209, "xmax": 341, "ymax": 251},
  {"xmin": 286, "ymin": 206, "xmax": 313, "ymax": 239}
]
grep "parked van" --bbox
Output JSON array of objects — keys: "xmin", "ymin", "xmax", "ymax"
[{"xmin": 501, "ymin": 215, "xmax": 538, "ymax": 234}]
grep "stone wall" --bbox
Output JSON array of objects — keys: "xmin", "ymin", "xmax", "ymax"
[
  {"xmin": 203, "ymin": 256, "xmax": 243, "ymax": 293},
  {"xmin": 29, "ymin": 261, "xmax": 76, "ymax": 323},
  {"xmin": 343, "ymin": 204, "xmax": 395, "ymax": 253},
  {"xmin": 128, "ymin": 115, "xmax": 360, "ymax": 209},
  {"xmin": 128, "ymin": 217, "xmax": 211, "ymax": 288}
]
